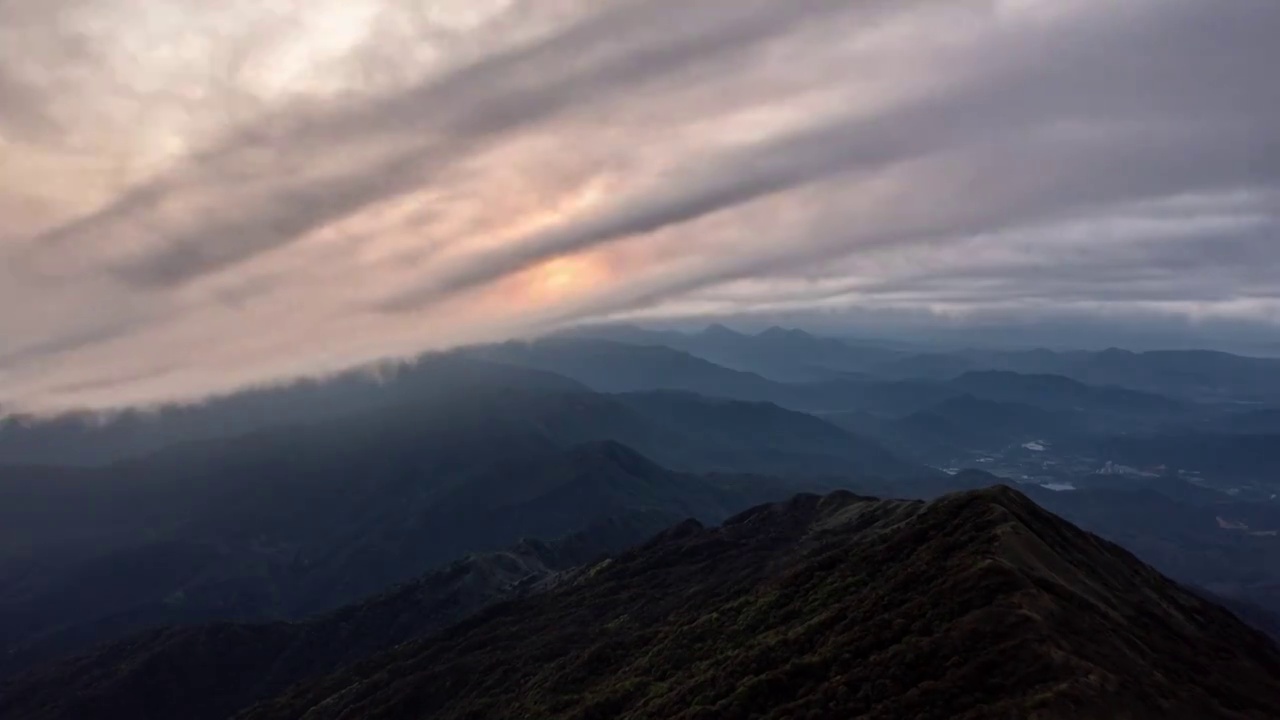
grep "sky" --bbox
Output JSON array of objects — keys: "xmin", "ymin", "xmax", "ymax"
[{"xmin": 1, "ymin": 0, "xmax": 1278, "ymax": 412}]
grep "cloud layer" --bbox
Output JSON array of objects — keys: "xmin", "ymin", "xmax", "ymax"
[{"xmin": 2, "ymin": 0, "xmax": 1278, "ymax": 411}]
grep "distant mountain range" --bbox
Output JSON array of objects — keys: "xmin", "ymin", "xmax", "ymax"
[
  {"xmin": 552, "ymin": 323, "xmax": 898, "ymax": 382},
  {"xmin": 471, "ymin": 337, "xmax": 1196, "ymax": 421},
  {"xmin": 826, "ymin": 395, "xmax": 1074, "ymax": 462},
  {"xmin": 0, "ymin": 379, "xmax": 914, "ymax": 678},
  {"xmin": 470, "ymin": 337, "xmax": 1233, "ymax": 461},
  {"xmin": 562, "ymin": 323, "xmax": 1280, "ymax": 402},
  {"xmin": 3, "ymin": 324, "xmax": 1279, "ymax": 715},
  {"xmin": 6, "ymin": 326, "xmax": 1276, "ymax": 471},
  {"xmin": 11, "ymin": 486, "xmax": 1274, "ymax": 720}
]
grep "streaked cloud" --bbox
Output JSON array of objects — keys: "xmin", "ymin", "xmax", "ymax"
[{"xmin": 1, "ymin": 0, "xmax": 1277, "ymax": 411}]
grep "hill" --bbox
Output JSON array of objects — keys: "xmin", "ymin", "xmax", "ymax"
[
  {"xmin": 855, "ymin": 344, "xmax": 1280, "ymax": 403},
  {"xmin": 613, "ymin": 391, "xmax": 913, "ymax": 478},
  {"xmin": 552, "ymin": 327, "xmax": 1280, "ymax": 404},
  {"xmin": 0, "ymin": 428, "xmax": 876, "ymax": 679},
  {"xmin": 949, "ymin": 370, "xmax": 1184, "ymax": 417},
  {"xmin": 479, "ymin": 338, "xmax": 1205, "ymax": 427},
  {"xmin": 1059, "ymin": 349, "xmax": 1280, "ymax": 404},
  {"xmin": 876, "ymin": 394, "xmax": 1075, "ymax": 459},
  {"xmin": 0, "ymin": 513, "xmax": 672, "ymax": 720},
  {"xmin": 558, "ymin": 323, "xmax": 898, "ymax": 382},
  {"xmin": 471, "ymin": 338, "xmax": 788, "ymax": 400},
  {"xmin": 473, "ymin": 337, "xmax": 955, "ymax": 415},
  {"xmin": 811, "ymin": 470, "xmax": 1280, "ymax": 636},
  {"xmin": 220, "ymin": 486, "xmax": 1280, "ymax": 719},
  {"xmin": 0, "ymin": 354, "xmax": 585, "ymax": 466}
]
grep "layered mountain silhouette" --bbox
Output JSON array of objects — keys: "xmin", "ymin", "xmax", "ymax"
[
  {"xmin": 0, "ymin": 419, "xmax": 893, "ymax": 678},
  {"xmin": 232, "ymin": 486, "xmax": 1280, "ymax": 720},
  {"xmin": 4, "ymin": 327, "xmax": 1280, "ymax": 719},
  {"xmin": 949, "ymin": 370, "xmax": 1185, "ymax": 417},
  {"xmin": 0, "ymin": 513, "xmax": 672, "ymax": 720},
  {"xmin": 827, "ymin": 395, "xmax": 1074, "ymax": 461},
  {"xmin": 0, "ymin": 353, "xmax": 915, "ymax": 479},
  {"xmin": 0, "ymin": 355, "xmax": 585, "ymax": 466},
  {"xmin": 474, "ymin": 338, "xmax": 1202, "ymax": 426},
  {"xmin": 556, "ymin": 324, "xmax": 1280, "ymax": 403},
  {"xmin": 556, "ymin": 323, "xmax": 899, "ymax": 381},
  {"xmin": 12, "ymin": 486, "xmax": 1274, "ymax": 720},
  {"xmin": 472, "ymin": 338, "xmax": 967, "ymax": 416},
  {"xmin": 1024, "ymin": 348, "xmax": 1280, "ymax": 404}
]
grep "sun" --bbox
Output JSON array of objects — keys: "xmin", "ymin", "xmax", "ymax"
[
  {"xmin": 526, "ymin": 255, "xmax": 608, "ymax": 302},
  {"xmin": 540, "ymin": 258, "xmax": 582, "ymax": 291}
]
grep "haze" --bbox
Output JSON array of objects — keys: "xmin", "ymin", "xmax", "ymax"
[{"xmin": 2, "ymin": 0, "xmax": 1278, "ymax": 412}]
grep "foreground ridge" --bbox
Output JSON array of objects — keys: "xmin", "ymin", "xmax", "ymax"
[{"xmin": 235, "ymin": 486, "xmax": 1280, "ymax": 720}]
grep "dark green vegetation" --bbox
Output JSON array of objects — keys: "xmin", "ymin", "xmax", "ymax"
[
  {"xmin": 0, "ymin": 514, "xmax": 669, "ymax": 720},
  {"xmin": 805, "ymin": 470, "xmax": 1280, "ymax": 635},
  {"xmin": 234, "ymin": 488, "xmax": 1280, "ymax": 719}
]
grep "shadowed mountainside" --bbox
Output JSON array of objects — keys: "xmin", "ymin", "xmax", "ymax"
[
  {"xmin": 1, "ymin": 424, "xmax": 886, "ymax": 680},
  {"xmin": 0, "ymin": 355, "xmax": 586, "ymax": 467},
  {"xmin": 222, "ymin": 486, "xmax": 1280, "ymax": 720},
  {"xmin": 0, "ymin": 513, "xmax": 673, "ymax": 720}
]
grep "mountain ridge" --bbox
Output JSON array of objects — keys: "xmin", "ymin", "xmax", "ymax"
[
  {"xmin": 0, "ymin": 512, "xmax": 675, "ymax": 720},
  {"xmin": 0, "ymin": 427, "xmax": 887, "ymax": 680},
  {"xmin": 228, "ymin": 485, "xmax": 1280, "ymax": 719}
]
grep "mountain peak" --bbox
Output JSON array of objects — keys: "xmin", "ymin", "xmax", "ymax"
[
  {"xmin": 230, "ymin": 486, "xmax": 1280, "ymax": 720},
  {"xmin": 700, "ymin": 323, "xmax": 744, "ymax": 339},
  {"xmin": 1100, "ymin": 346, "xmax": 1137, "ymax": 356},
  {"xmin": 641, "ymin": 517, "xmax": 706, "ymax": 548},
  {"xmin": 756, "ymin": 325, "xmax": 812, "ymax": 340},
  {"xmin": 964, "ymin": 481, "xmax": 1039, "ymax": 506},
  {"xmin": 560, "ymin": 439, "xmax": 665, "ymax": 478}
]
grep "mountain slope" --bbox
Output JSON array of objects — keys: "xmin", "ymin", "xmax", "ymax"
[
  {"xmin": 1062, "ymin": 349, "xmax": 1280, "ymax": 403},
  {"xmin": 0, "ymin": 513, "xmax": 674, "ymax": 720},
  {"xmin": 471, "ymin": 337, "xmax": 792, "ymax": 400},
  {"xmin": 829, "ymin": 394, "xmax": 1079, "ymax": 461},
  {"xmin": 949, "ymin": 370, "xmax": 1184, "ymax": 416},
  {"xmin": 0, "ymin": 430, "xmax": 869, "ymax": 679},
  {"xmin": 558, "ymin": 323, "xmax": 899, "ymax": 381},
  {"xmin": 613, "ymin": 391, "xmax": 914, "ymax": 478},
  {"xmin": 0, "ymin": 354, "xmax": 586, "ymax": 466},
  {"xmin": 237, "ymin": 487, "xmax": 1280, "ymax": 720},
  {"xmin": 850, "ymin": 344, "xmax": 1280, "ymax": 404},
  {"xmin": 473, "ymin": 337, "xmax": 955, "ymax": 414},
  {"xmin": 0, "ymin": 385, "xmax": 913, "ymax": 574}
]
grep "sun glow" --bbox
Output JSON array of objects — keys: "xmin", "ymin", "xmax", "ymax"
[{"xmin": 525, "ymin": 254, "xmax": 611, "ymax": 303}]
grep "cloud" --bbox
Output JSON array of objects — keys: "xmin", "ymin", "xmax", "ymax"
[
  {"xmin": 1, "ymin": 0, "xmax": 1278, "ymax": 412},
  {"xmin": 29, "ymin": 0, "xmax": 858, "ymax": 287}
]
